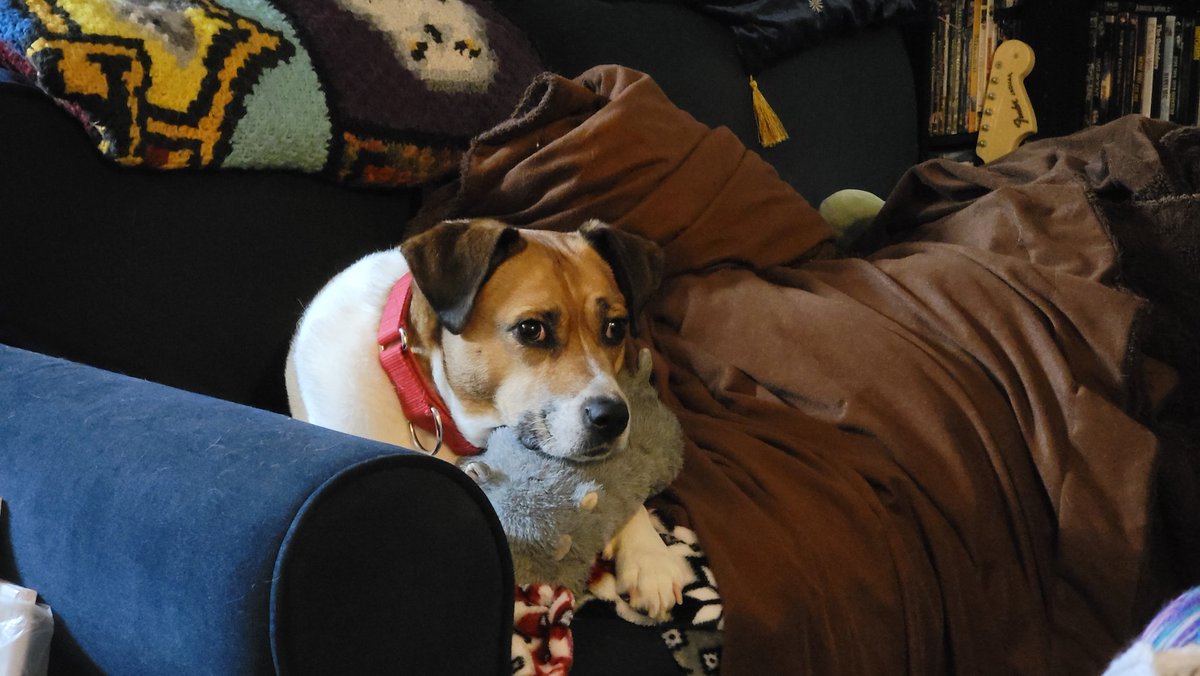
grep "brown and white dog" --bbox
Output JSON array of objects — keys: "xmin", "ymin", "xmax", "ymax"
[{"xmin": 285, "ymin": 218, "xmax": 689, "ymax": 618}]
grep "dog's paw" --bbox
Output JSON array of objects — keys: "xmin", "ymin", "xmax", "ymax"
[
  {"xmin": 460, "ymin": 460, "xmax": 492, "ymax": 484},
  {"xmin": 613, "ymin": 535, "xmax": 691, "ymax": 621}
]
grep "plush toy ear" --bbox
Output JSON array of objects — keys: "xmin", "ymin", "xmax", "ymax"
[
  {"xmin": 579, "ymin": 220, "xmax": 664, "ymax": 331},
  {"xmin": 401, "ymin": 219, "xmax": 525, "ymax": 334}
]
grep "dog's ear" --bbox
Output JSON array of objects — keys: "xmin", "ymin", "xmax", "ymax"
[
  {"xmin": 401, "ymin": 219, "xmax": 525, "ymax": 334},
  {"xmin": 579, "ymin": 220, "xmax": 664, "ymax": 331}
]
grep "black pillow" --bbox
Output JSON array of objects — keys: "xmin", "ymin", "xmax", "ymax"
[{"xmin": 684, "ymin": 0, "xmax": 917, "ymax": 72}]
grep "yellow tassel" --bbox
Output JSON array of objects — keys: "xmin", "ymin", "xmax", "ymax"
[{"xmin": 749, "ymin": 76, "xmax": 789, "ymax": 148}]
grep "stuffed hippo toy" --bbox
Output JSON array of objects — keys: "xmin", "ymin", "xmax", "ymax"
[{"xmin": 459, "ymin": 348, "xmax": 684, "ymax": 591}]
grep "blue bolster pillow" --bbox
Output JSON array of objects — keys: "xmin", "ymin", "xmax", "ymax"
[{"xmin": 0, "ymin": 344, "xmax": 512, "ymax": 675}]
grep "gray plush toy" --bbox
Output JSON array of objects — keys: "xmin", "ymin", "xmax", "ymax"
[{"xmin": 459, "ymin": 349, "xmax": 684, "ymax": 592}]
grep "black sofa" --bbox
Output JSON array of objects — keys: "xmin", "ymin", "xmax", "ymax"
[{"xmin": 0, "ymin": 1, "xmax": 919, "ymax": 673}]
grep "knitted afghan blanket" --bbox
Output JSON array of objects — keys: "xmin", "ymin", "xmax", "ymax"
[{"xmin": 0, "ymin": 0, "xmax": 541, "ymax": 186}]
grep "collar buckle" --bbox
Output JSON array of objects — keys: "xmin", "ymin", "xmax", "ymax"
[{"xmin": 379, "ymin": 327, "xmax": 409, "ymax": 353}]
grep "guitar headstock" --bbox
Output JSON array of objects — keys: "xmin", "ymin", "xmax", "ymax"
[{"xmin": 976, "ymin": 39, "xmax": 1037, "ymax": 164}]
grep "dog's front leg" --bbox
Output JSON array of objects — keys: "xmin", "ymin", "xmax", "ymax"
[{"xmin": 603, "ymin": 505, "xmax": 692, "ymax": 621}]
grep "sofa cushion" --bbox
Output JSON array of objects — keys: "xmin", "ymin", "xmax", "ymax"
[
  {"xmin": 0, "ymin": 82, "xmax": 414, "ymax": 412},
  {"xmin": 493, "ymin": 0, "xmax": 918, "ymax": 203}
]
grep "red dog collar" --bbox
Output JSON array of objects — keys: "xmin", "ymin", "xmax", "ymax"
[{"xmin": 377, "ymin": 273, "xmax": 483, "ymax": 456}]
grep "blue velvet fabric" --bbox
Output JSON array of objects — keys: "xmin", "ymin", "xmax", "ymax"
[{"xmin": 0, "ymin": 344, "xmax": 512, "ymax": 675}]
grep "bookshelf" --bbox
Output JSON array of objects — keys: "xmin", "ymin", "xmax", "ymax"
[
  {"xmin": 915, "ymin": 0, "xmax": 1109, "ymax": 160},
  {"xmin": 925, "ymin": 1, "xmax": 1021, "ymax": 141},
  {"xmin": 1082, "ymin": 3, "xmax": 1200, "ymax": 126}
]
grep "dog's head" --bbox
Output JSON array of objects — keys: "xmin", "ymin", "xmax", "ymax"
[{"xmin": 401, "ymin": 218, "xmax": 663, "ymax": 460}]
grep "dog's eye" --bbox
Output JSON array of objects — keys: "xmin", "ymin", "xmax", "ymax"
[
  {"xmin": 602, "ymin": 318, "xmax": 628, "ymax": 345},
  {"xmin": 515, "ymin": 319, "xmax": 550, "ymax": 346}
]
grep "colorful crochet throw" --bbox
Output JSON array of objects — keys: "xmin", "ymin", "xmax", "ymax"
[
  {"xmin": 1104, "ymin": 586, "xmax": 1200, "ymax": 675},
  {"xmin": 0, "ymin": 0, "xmax": 542, "ymax": 186}
]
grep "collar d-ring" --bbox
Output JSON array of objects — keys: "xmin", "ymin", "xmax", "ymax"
[{"xmin": 408, "ymin": 406, "xmax": 444, "ymax": 456}]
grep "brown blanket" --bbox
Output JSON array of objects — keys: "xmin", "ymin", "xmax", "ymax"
[{"xmin": 414, "ymin": 67, "xmax": 1200, "ymax": 675}]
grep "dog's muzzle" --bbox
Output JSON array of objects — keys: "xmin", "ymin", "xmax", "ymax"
[{"xmin": 515, "ymin": 395, "xmax": 630, "ymax": 462}]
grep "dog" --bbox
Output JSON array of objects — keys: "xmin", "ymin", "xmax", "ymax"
[{"xmin": 285, "ymin": 218, "xmax": 689, "ymax": 618}]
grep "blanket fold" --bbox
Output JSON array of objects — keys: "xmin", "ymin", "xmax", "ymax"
[
  {"xmin": 417, "ymin": 71, "xmax": 1199, "ymax": 675},
  {"xmin": 412, "ymin": 67, "xmax": 835, "ymax": 274}
]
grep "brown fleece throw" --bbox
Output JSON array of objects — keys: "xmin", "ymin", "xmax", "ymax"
[{"xmin": 414, "ymin": 67, "xmax": 1200, "ymax": 675}]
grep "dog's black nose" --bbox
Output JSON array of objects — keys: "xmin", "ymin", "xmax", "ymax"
[{"xmin": 583, "ymin": 397, "xmax": 629, "ymax": 441}]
